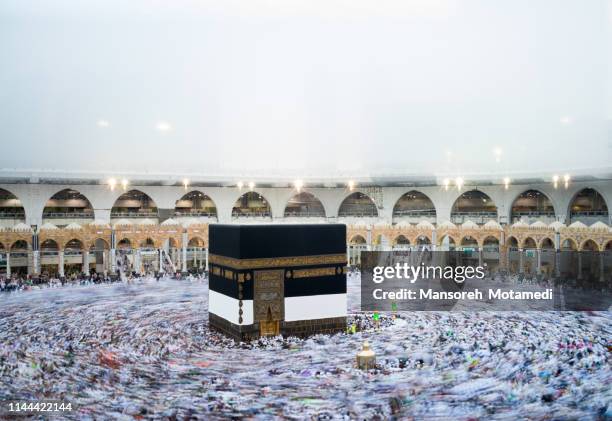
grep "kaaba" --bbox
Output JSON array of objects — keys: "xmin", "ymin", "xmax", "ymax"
[{"xmin": 208, "ymin": 224, "xmax": 347, "ymax": 341}]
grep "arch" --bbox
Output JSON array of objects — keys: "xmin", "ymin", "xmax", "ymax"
[
  {"xmin": 392, "ymin": 191, "xmax": 436, "ymax": 221},
  {"xmin": 168, "ymin": 238, "xmax": 179, "ymax": 248},
  {"xmin": 284, "ymin": 192, "xmax": 326, "ymax": 218},
  {"xmin": 10, "ymin": 240, "xmax": 29, "ymax": 251},
  {"xmin": 568, "ymin": 188, "xmax": 609, "ymax": 224},
  {"xmin": 40, "ymin": 239, "xmax": 59, "ymax": 251},
  {"xmin": 604, "ymin": 240, "xmax": 612, "ymax": 251},
  {"xmin": 349, "ymin": 234, "xmax": 367, "ymax": 245},
  {"xmin": 506, "ymin": 236, "xmax": 519, "ymax": 248},
  {"xmin": 338, "ymin": 192, "xmax": 378, "ymax": 218},
  {"xmin": 540, "ymin": 237, "xmax": 555, "ymax": 249},
  {"xmin": 522, "ymin": 237, "xmax": 537, "ymax": 249},
  {"xmin": 139, "ymin": 238, "xmax": 156, "ymax": 249},
  {"xmin": 0, "ymin": 188, "xmax": 26, "ymax": 222},
  {"xmin": 460, "ymin": 236, "xmax": 478, "ymax": 248},
  {"xmin": 451, "ymin": 190, "xmax": 498, "ymax": 224},
  {"xmin": 232, "ymin": 191, "xmax": 272, "ymax": 219},
  {"xmin": 482, "ymin": 236, "xmax": 500, "ymax": 251},
  {"xmin": 510, "ymin": 189, "xmax": 555, "ymax": 223},
  {"xmin": 111, "ymin": 190, "xmax": 159, "ymax": 219},
  {"xmin": 580, "ymin": 239, "xmax": 600, "ymax": 252},
  {"xmin": 438, "ymin": 234, "xmax": 457, "ymax": 251},
  {"xmin": 416, "ymin": 235, "xmax": 431, "ymax": 245},
  {"xmin": 373, "ymin": 234, "xmax": 389, "ymax": 246},
  {"xmin": 0, "ymin": 241, "xmax": 4, "ymax": 251},
  {"xmin": 394, "ymin": 235, "xmax": 410, "ymax": 245},
  {"xmin": 64, "ymin": 238, "xmax": 84, "ymax": 251},
  {"xmin": 117, "ymin": 238, "xmax": 132, "ymax": 249},
  {"xmin": 42, "ymin": 189, "xmax": 94, "ymax": 223},
  {"xmin": 188, "ymin": 237, "xmax": 206, "ymax": 247},
  {"xmin": 561, "ymin": 238, "xmax": 577, "ymax": 251},
  {"xmin": 175, "ymin": 190, "xmax": 218, "ymax": 218},
  {"xmin": 90, "ymin": 238, "xmax": 110, "ymax": 251}
]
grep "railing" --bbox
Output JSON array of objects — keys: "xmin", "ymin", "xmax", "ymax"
[
  {"xmin": 111, "ymin": 211, "xmax": 159, "ymax": 218},
  {"xmin": 393, "ymin": 210, "xmax": 437, "ymax": 216},
  {"xmin": 174, "ymin": 211, "xmax": 217, "ymax": 217},
  {"xmin": 232, "ymin": 211, "xmax": 272, "ymax": 218},
  {"xmin": 451, "ymin": 212, "xmax": 497, "ymax": 224},
  {"xmin": 43, "ymin": 211, "xmax": 95, "ymax": 218},
  {"xmin": 512, "ymin": 211, "xmax": 555, "ymax": 217},
  {"xmin": 338, "ymin": 212, "xmax": 379, "ymax": 217},
  {"xmin": 283, "ymin": 211, "xmax": 326, "ymax": 217},
  {"xmin": 0, "ymin": 211, "xmax": 26, "ymax": 219},
  {"xmin": 570, "ymin": 210, "xmax": 609, "ymax": 216}
]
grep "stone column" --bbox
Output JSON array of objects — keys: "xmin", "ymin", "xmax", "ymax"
[
  {"xmin": 181, "ymin": 232, "xmax": 188, "ymax": 273},
  {"xmin": 110, "ymin": 248, "xmax": 116, "ymax": 273},
  {"xmin": 518, "ymin": 248, "xmax": 524, "ymax": 273},
  {"xmin": 536, "ymin": 248, "xmax": 542, "ymax": 275},
  {"xmin": 599, "ymin": 253, "xmax": 605, "ymax": 283},
  {"xmin": 577, "ymin": 252, "xmax": 583, "ymax": 280},
  {"xmin": 6, "ymin": 252, "xmax": 10, "ymax": 277},
  {"xmin": 82, "ymin": 249, "xmax": 89, "ymax": 275},
  {"xmin": 58, "ymin": 250, "xmax": 65, "ymax": 278},
  {"xmin": 555, "ymin": 249, "xmax": 561, "ymax": 278},
  {"xmin": 32, "ymin": 251, "xmax": 40, "ymax": 275},
  {"xmin": 431, "ymin": 230, "xmax": 437, "ymax": 251},
  {"xmin": 158, "ymin": 249, "xmax": 163, "ymax": 273},
  {"xmin": 134, "ymin": 249, "xmax": 141, "ymax": 274},
  {"xmin": 478, "ymin": 247, "xmax": 483, "ymax": 268},
  {"xmin": 205, "ymin": 248, "xmax": 209, "ymax": 271}
]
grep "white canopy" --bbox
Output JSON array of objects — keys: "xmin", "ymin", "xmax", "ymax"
[
  {"xmin": 161, "ymin": 218, "xmax": 179, "ymax": 226},
  {"xmin": 64, "ymin": 222, "xmax": 82, "ymax": 230},
  {"xmin": 11, "ymin": 222, "xmax": 32, "ymax": 232},
  {"xmin": 40, "ymin": 222, "xmax": 59, "ymax": 230},
  {"xmin": 437, "ymin": 220, "xmax": 457, "ymax": 229},
  {"xmin": 548, "ymin": 221, "xmax": 565, "ymax": 232},
  {"xmin": 138, "ymin": 218, "xmax": 157, "ymax": 226},
  {"xmin": 568, "ymin": 221, "xmax": 588, "ymax": 229},
  {"xmin": 90, "ymin": 219, "xmax": 111, "ymax": 228},
  {"xmin": 589, "ymin": 221, "xmax": 609, "ymax": 230},
  {"xmin": 416, "ymin": 220, "xmax": 435, "ymax": 230},
  {"xmin": 461, "ymin": 220, "xmax": 479, "ymax": 230},
  {"xmin": 483, "ymin": 220, "xmax": 502, "ymax": 230}
]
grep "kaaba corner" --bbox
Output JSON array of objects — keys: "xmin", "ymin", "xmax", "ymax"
[{"xmin": 208, "ymin": 224, "xmax": 348, "ymax": 341}]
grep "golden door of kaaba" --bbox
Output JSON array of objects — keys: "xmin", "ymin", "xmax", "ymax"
[{"xmin": 254, "ymin": 269, "xmax": 284, "ymax": 337}]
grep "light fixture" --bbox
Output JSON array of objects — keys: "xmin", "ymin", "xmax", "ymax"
[
  {"xmin": 294, "ymin": 180, "xmax": 303, "ymax": 192},
  {"xmin": 248, "ymin": 181, "xmax": 255, "ymax": 191},
  {"xmin": 443, "ymin": 178, "xmax": 450, "ymax": 191},
  {"xmin": 97, "ymin": 119, "xmax": 110, "ymax": 128},
  {"xmin": 183, "ymin": 178, "xmax": 189, "ymax": 189},
  {"xmin": 553, "ymin": 175, "xmax": 559, "ymax": 189},
  {"xmin": 503, "ymin": 177, "xmax": 510, "ymax": 190},
  {"xmin": 121, "ymin": 179, "xmax": 128, "ymax": 191},
  {"xmin": 563, "ymin": 174, "xmax": 570, "ymax": 189},
  {"xmin": 237, "ymin": 181, "xmax": 244, "ymax": 190},
  {"xmin": 108, "ymin": 178, "xmax": 117, "ymax": 191},
  {"xmin": 455, "ymin": 177, "xmax": 464, "ymax": 190},
  {"xmin": 348, "ymin": 180, "xmax": 355, "ymax": 191}
]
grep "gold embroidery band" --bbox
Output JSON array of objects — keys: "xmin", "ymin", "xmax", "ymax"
[
  {"xmin": 209, "ymin": 253, "xmax": 347, "ymax": 270},
  {"xmin": 292, "ymin": 267, "xmax": 338, "ymax": 278}
]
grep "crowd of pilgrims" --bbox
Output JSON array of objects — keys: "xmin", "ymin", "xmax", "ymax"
[{"xmin": 0, "ymin": 270, "xmax": 206, "ymax": 293}]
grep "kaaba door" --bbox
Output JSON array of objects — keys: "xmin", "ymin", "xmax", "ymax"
[{"xmin": 254, "ymin": 269, "xmax": 284, "ymax": 337}]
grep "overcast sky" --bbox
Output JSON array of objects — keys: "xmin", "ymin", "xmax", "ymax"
[{"xmin": 0, "ymin": 0, "xmax": 611, "ymax": 178}]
